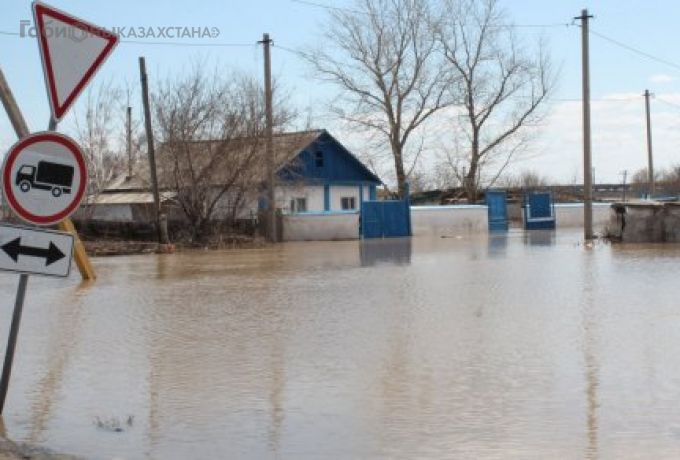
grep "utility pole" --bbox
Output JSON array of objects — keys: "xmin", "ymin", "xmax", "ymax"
[
  {"xmin": 139, "ymin": 57, "xmax": 163, "ymax": 244},
  {"xmin": 620, "ymin": 170, "xmax": 628, "ymax": 202},
  {"xmin": 644, "ymin": 89, "xmax": 655, "ymax": 197},
  {"xmin": 576, "ymin": 9, "xmax": 594, "ymax": 240},
  {"xmin": 126, "ymin": 106, "xmax": 133, "ymax": 179},
  {"xmin": 259, "ymin": 33, "xmax": 277, "ymax": 242}
]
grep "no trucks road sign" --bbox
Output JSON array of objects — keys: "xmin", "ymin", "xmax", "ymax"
[{"xmin": 2, "ymin": 132, "xmax": 88, "ymax": 226}]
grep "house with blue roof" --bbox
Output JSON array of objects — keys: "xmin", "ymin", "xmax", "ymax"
[
  {"xmin": 271, "ymin": 129, "xmax": 381, "ymax": 216},
  {"xmin": 82, "ymin": 129, "xmax": 391, "ymax": 241}
]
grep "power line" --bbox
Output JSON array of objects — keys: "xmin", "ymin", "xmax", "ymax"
[
  {"xmin": 290, "ymin": 0, "xmax": 571, "ymax": 28},
  {"xmin": 656, "ymin": 97, "xmax": 680, "ymax": 111},
  {"xmin": 588, "ymin": 28, "xmax": 680, "ymax": 72}
]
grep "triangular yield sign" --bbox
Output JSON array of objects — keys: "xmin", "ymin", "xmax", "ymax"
[{"xmin": 32, "ymin": 1, "xmax": 119, "ymax": 122}]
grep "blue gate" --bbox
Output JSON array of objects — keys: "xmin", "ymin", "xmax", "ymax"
[
  {"xmin": 361, "ymin": 199, "xmax": 411, "ymax": 238},
  {"xmin": 523, "ymin": 191, "xmax": 556, "ymax": 230},
  {"xmin": 486, "ymin": 190, "xmax": 508, "ymax": 231}
]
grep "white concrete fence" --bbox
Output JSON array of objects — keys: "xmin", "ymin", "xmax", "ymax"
[
  {"xmin": 411, "ymin": 203, "xmax": 611, "ymax": 237},
  {"xmin": 281, "ymin": 203, "xmax": 612, "ymax": 241}
]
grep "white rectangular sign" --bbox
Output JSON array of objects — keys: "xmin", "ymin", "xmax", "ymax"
[{"xmin": 0, "ymin": 224, "xmax": 74, "ymax": 277}]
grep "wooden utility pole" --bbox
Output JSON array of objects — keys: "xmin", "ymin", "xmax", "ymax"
[
  {"xmin": 126, "ymin": 106, "xmax": 133, "ymax": 179},
  {"xmin": 621, "ymin": 170, "xmax": 628, "ymax": 202},
  {"xmin": 139, "ymin": 57, "xmax": 163, "ymax": 243},
  {"xmin": 259, "ymin": 33, "xmax": 277, "ymax": 242},
  {"xmin": 644, "ymin": 89, "xmax": 655, "ymax": 197},
  {"xmin": 577, "ymin": 9, "xmax": 594, "ymax": 240}
]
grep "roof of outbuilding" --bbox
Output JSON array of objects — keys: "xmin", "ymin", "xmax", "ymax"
[{"xmin": 90, "ymin": 191, "xmax": 176, "ymax": 205}]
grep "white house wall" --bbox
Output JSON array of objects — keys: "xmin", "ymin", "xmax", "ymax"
[
  {"xmin": 330, "ymin": 185, "xmax": 362, "ymax": 212},
  {"xmin": 276, "ymin": 185, "xmax": 325, "ymax": 213}
]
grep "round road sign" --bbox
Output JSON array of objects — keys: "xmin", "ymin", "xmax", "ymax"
[{"xmin": 2, "ymin": 132, "xmax": 87, "ymax": 226}]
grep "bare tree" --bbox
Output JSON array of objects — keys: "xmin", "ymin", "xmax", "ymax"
[
  {"xmin": 72, "ymin": 81, "xmax": 127, "ymax": 200},
  {"xmin": 660, "ymin": 165, "xmax": 680, "ymax": 194},
  {"xmin": 497, "ymin": 169, "xmax": 549, "ymax": 189},
  {"xmin": 436, "ymin": 0, "xmax": 554, "ymax": 201},
  {"xmin": 154, "ymin": 68, "xmax": 295, "ymax": 241},
  {"xmin": 305, "ymin": 0, "xmax": 453, "ymax": 197},
  {"xmin": 631, "ymin": 167, "xmax": 662, "ymax": 196}
]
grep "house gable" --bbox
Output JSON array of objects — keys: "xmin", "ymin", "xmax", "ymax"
[{"xmin": 278, "ymin": 131, "xmax": 381, "ymax": 185}]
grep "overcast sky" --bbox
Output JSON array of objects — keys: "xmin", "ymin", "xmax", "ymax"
[{"xmin": 2, "ymin": 0, "xmax": 680, "ymax": 185}]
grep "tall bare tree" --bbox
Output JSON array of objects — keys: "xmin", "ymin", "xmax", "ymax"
[
  {"xmin": 306, "ymin": 0, "xmax": 453, "ymax": 197},
  {"xmin": 436, "ymin": 0, "xmax": 554, "ymax": 201}
]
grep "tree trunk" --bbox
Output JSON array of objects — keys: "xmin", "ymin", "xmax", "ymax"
[
  {"xmin": 465, "ymin": 132, "xmax": 480, "ymax": 202},
  {"xmin": 392, "ymin": 137, "xmax": 407, "ymax": 199}
]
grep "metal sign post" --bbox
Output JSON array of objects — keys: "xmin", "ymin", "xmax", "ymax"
[
  {"xmin": 0, "ymin": 224, "xmax": 74, "ymax": 413},
  {"xmin": 0, "ymin": 275, "xmax": 28, "ymax": 415}
]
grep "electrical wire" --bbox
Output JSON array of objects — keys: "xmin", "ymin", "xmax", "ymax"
[
  {"xmin": 290, "ymin": 0, "xmax": 571, "ymax": 27},
  {"xmin": 588, "ymin": 28, "xmax": 680, "ymax": 73},
  {"xmin": 656, "ymin": 97, "xmax": 680, "ymax": 111}
]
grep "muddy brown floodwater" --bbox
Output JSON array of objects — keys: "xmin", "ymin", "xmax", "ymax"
[{"xmin": 2, "ymin": 230, "xmax": 680, "ymax": 459}]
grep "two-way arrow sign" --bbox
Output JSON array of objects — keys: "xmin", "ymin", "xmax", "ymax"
[
  {"xmin": 2, "ymin": 238, "xmax": 66, "ymax": 266},
  {"xmin": 0, "ymin": 225, "xmax": 73, "ymax": 277}
]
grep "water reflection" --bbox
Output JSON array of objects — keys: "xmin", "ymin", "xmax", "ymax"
[
  {"xmin": 1, "ymin": 231, "xmax": 680, "ymax": 458},
  {"xmin": 27, "ymin": 296, "xmax": 85, "ymax": 444},
  {"xmin": 487, "ymin": 232, "xmax": 508, "ymax": 257},
  {"xmin": 360, "ymin": 238, "xmax": 412, "ymax": 267},
  {"xmin": 580, "ymin": 253, "xmax": 600, "ymax": 460},
  {"xmin": 524, "ymin": 230, "xmax": 556, "ymax": 246}
]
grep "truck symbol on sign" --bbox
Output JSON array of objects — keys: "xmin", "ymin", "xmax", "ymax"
[{"xmin": 15, "ymin": 161, "xmax": 74, "ymax": 198}]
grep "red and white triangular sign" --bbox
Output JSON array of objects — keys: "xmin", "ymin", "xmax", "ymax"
[{"xmin": 32, "ymin": 1, "xmax": 119, "ymax": 122}]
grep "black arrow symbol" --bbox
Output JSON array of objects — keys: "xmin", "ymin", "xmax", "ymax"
[{"xmin": 1, "ymin": 238, "xmax": 65, "ymax": 266}]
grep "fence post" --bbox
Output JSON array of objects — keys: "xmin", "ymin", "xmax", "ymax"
[{"xmin": 404, "ymin": 182, "xmax": 412, "ymax": 237}]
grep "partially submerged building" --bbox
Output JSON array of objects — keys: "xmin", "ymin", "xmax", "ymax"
[{"xmin": 81, "ymin": 130, "xmax": 384, "ymax": 241}]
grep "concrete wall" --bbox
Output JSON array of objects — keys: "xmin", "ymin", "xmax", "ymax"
[
  {"xmin": 607, "ymin": 202, "xmax": 680, "ymax": 242},
  {"xmin": 553, "ymin": 203, "xmax": 610, "ymax": 229},
  {"xmin": 411, "ymin": 205, "xmax": 488, "ymax": 236},
  {"xmin": 411, "ymin": 203, "xmax": 611, "ymax": 236},
  {"xmin": 282, "ymin": 212, "xmax": 360, "ymax": 241}
]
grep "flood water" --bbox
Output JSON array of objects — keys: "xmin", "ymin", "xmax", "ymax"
[{"xmin": 2, "ymin": 230, "xmax": 680, "ymax": 459}]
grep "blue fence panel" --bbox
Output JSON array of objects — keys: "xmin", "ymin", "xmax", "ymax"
[
  {"xmin": 361, "ymin": 199, "xmax": 411, "ymax": 239},
  {"xmin": 524, "ymin": 192, "xmax": 556, "ymax": 230},
  {"xmin": 362, "ymin": 201, "xmax": 384, "ymax": 238},
  {"xmin": 486, "ymin": 190, "xmax": 508, "ymax": 231}
]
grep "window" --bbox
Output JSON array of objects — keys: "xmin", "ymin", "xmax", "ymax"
[
  {"xmin": 290, "ymin": 197, "xmax": 307, "ymax": 213},
  {"xmin": 341, "ymin": 197, "xmax": 356, "ymax": 210},
  {"xmin": 315, "ymin": 151, "xmax": 324, "ymax": 168}
]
